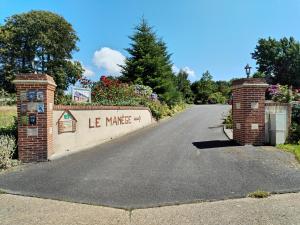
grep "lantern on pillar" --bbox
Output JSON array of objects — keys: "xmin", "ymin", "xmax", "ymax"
[{"xmin": 244, "ymin": 64, "xmax": 252, "ymax": 78}]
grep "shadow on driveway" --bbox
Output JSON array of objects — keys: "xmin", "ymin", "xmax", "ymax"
[{"xmin": 192, "ymin": 140, "xmax": 239, "ymax": 149}]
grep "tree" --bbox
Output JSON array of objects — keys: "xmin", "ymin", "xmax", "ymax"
[
  {"xmin": 120, "ymin": 19, "xmax": 181, "ymax": 105},
  {"xmin": 176, "ymin": 70, "xmax": 194, "ymax": 103},
  {"xmin": 252, "ymin": 37, "xmax": 300, "ymax": 87},
  {"xmin": 252, "ymin": 71, "xmax": 266, "ymax": 78},
  {"xmin": 215, "ymin": 80, "xmax": 231, "ymax": 99},
  {"xmin": 208, "ymin": 92, "xmax": 227, "ymax": 104},
  {"xmin": 191, "ymin": 71, "xmax": 216, "ymax": 104},
  {"xmin": 0, "ymin": 10, "xmax": 83, "ymax": 94}
]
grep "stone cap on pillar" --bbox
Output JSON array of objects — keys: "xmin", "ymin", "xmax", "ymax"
[
  {"xmin": 12, "ymin": 73, "xmax": 57, "ymax": 88},
  {"xmin": 232, "ymin": 78, "xmax": 268, "ymax": 89}
]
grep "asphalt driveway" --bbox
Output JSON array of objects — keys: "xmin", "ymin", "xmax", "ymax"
[{"xmin": 0, "ymin": 105, "xmax": 300, "ymax": 209}]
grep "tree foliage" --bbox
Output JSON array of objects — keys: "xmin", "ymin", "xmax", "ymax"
[
  {"xmin": 191, "ymin": 71, "xmax": 231, "ymax": 104},
  {"xmin": 175, "ymin": 70, "xmax": 194, "ymax": 103},
  {"xmin": 191, "ymin": 71, "xmax": 216, "ymax": 104},
  {"xmin": 0, "ymin": 10, "xmax": 83, "ymax": 94},
  {"xmin": 120, "ymin": 19, "xmax": 181, "ymax": 105},
  {"xmin": 215, "ymin": 80, "xmax": 231, "ymax": 99},
  {"xmin": 252, "ymin": 37, "xmax": 300, "ymax": 87}
]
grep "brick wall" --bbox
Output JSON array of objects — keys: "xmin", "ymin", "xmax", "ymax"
[
  {"xmin": 13, "ymin": 74, "xmax": 56, "ymax": 162},
  {"xmin": 232, "ymin": 78, "xmax": 268, "ymax": 145}
]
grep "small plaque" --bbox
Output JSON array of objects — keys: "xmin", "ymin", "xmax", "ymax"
[
  {"xmin": 29, "ymin": 114, "xmax": 37, "ymax": 125},
  {"xmin": 251, "ymin": 123, "xmax": 259, "ymax": 130},
  {"xmin": 251, "ymin": 102, "xmax": 259, "ymax": 109},
  {"xmin": 20, "ymin": 91, "xmax": 27, "ymax": 101},
  {"xmin": 236, "ymin": 123, "xmax": 241, "ymax": 129},
  {"xmin": 58, "ymin": 110, "xmax": 77, "ymax": 134},
  {"xmin": 37, "ymin": 103, "xmax": 45, "ymax": 113},
  {"xmin": 36, "ymin": 91, "xmax": 44, "ymax": 101},
  {"xmin": 27, "ymin": 128, "xmax": 38, "ymax": 137},
  {"xmin": 20, "ymin": 116, "xmax": 28, "ymax": 126},
  {"xmin": 27, "ymin": 102, "xmax": 37, "ymax": 112},
  {"xmin": 27, "ymin": 90, "xmax": 37, "ymax": 101},
  {"xmin": 64, "ymin": 113, "xmax": 71, "ymax": 120},
  {"xmin": 61, "ymin": 120, "xmax": 73, "ymax": 132},
  {"xmin": 20, "ymin": 104, "xmax": 27, "ymax": 115},
  {"xmin": 236, "ymin": 103, "xmax": 241, "ymax": 109}
]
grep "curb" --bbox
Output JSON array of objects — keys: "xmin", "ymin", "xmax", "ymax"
[{"xmin": 223, "ymin": 125, "xmax": 233, "ymax": 140}]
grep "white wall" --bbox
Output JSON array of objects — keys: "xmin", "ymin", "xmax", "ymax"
[
  {"xmin": 52, "ymin": 108, "xmax": 153, "ymax": 158},
  {"xmin": 265, "ymin": 104, "xmax": 289, "ymax": 144}
]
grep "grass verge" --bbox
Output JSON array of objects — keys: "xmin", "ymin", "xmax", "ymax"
[
  {"xmin": 277, "ymin": 144, "xmax": 300, "ymax": 162},
  {"xmin": 247, "ymin": 190, "xmax": 271, "ymax": 198},
  {"xmin": 0, "ymin": 105, "xmax": 17, "ymax": 127}
]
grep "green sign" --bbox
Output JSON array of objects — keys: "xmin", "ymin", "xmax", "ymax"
[{"xmin": 64, "ymin": 113, "xmax": 71, "ymax": 120}]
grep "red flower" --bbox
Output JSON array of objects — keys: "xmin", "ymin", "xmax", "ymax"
[{"xmin": 100, "ymin": 75, "xmax": 107, "ymax": 81}]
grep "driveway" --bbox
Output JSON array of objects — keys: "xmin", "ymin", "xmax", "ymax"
[{"xmin": 0, "ymin": 105, "xmax": 299, "ymax": 209}]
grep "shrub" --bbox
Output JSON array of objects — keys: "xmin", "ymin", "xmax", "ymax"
[
  {"xmin": 0, "ymin": 89, "xmax": 16, "ymax": 106},
  {"xmin": 247, "ymin": 190, "xmax": 271, "ymax": 198},
  {"xmin": 142, "ymin": 101, "xmax": 172, "ymax": 120},
  {"xmin": 133, "ymin": 84, "xmax": 153, "ymax": 97},
  {"xmin": 208, "ymin": 92, "xmax": 227, "ymax": 104},
  {"xmin": 287, "ymin": 104, "xmax": 300, "ymax": 144},
  {"xmin": 267, "ymin": 85, "xmax": 294, "ymax": 103},
  {"xmin": 55, "ymin": 94, "xmax": 73, "ymax": 105},
  {"xmin": 0, "ymin": 135, "xmax": 18, "ymax": 169},
  {"xmin": 55, "ymin": 76, "xmax": 187, "ymax": 120},
  {"xmin": 170, "ymin": 102, "xmax": 186, "ymax": 114},
  {"xmin": 92, "ymin": 76, "xmax": 141, "ymax": 106},
  {"xmin": 0, "ymin": 117, "xmax": 18, "ymax": 159},
  {"xmin": 223, "ymin": 110, "xmax": 233, "ymax": 129}
]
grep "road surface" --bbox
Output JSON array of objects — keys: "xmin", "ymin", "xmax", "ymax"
[{"xmin": 0, "ymin": 105, "xmax": 299, "ymax": 209}]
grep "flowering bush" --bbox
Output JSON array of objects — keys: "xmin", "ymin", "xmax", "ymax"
[
  {"xmin": 92, "ymin": 76, "xmax": 141, "ymax": 106},
  {"xmin": 0, "ymin": 135, "xmax": 19, "ymax": 169},
  {"xmin": 287, "ymin": 103, "xmax": 300, "ymax": 144},
  {"xmin": 79, "ymin": 76, "xmax": 94, "ymax": 88},
  {"xmin": 55, "ymin": 76, "xmax": 186, "ymax": 120},
  {"xmin": 133, "ymin": 84, "xmax": 153, "ymax": 97},
  {"xmin": 267, "ymin": 84, "xmax": 293, "ymax": 103},
  {"xmin": 294, "ymin": 89, "xmax": 300, "ymax": 101}
]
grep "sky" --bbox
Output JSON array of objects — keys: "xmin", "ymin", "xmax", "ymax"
[{"xmin": 1, "ymin": 0, "xmax": 300, "ymax": 82}]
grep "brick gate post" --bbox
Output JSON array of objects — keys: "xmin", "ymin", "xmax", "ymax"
[
  {"xmin": 13, "ymin": 74, "xmax": 56, "ymax": 162},
  {"xmin": 232, "ymin": 78, "xmax": 268, "ymax": 145}
]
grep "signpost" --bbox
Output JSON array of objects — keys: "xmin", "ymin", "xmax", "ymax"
[{"xmin": 72, "ymin": 87, "xmax": 91, "ymax": 103}]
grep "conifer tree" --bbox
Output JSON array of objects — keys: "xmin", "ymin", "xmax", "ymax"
[{"xmin": 121, "ymin": 19, "xmax": 181, "ymax": 105}]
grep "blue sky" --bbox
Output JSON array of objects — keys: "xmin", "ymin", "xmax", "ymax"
[{"xmin": 1, "ymin": 0, "xmax": 300, "ymax": 82}]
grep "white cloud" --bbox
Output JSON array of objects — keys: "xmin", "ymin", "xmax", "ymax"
[
  {"xmin": 182, "ymin": 66, "xmax": 196, "ymax": 78},
  {"xmin": 82, "ymin": 65, "xmax": 95, "ymax": 77},
  {"xmin": 172, "ymin": 65, "xmax": 180, "ymax": 74},
  {"xmin": 93, "ymin": 47, "xmax": 125, "ymax": 75}
]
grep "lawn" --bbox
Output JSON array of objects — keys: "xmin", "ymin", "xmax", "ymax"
[
  {"xmin": 277, "ymin": 144, "xmax": 300, "ymax": 162},
  {"xmin": 0, "ymin": 106, "xmax": 17, "ymax": 128}
]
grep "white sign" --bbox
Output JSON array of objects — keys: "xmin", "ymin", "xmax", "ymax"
[{"xmin": 72, "ymin": 87, "xmax": 91, "ymax": 103}]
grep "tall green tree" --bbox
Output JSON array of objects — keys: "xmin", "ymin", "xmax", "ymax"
[
  {"xmin": 0, "ymin": 10, "xmax": 83, "ymax": 94},
  {"xmin": 215, "ymin": 80, "xmax": 231, "ymax": 99},
  {"xmin": 121, "ymin": 19, "xmax": 181, "ymax": 105},
  {"xmin": 252, "ymin": 37, "xmax": 300, "ymax": 87},
  {"xmin": 191, "ymin": 71, "xmax": 216, "ymax": 104},
  {"xmin": 176, "ymin": 70, "xmax": 194, "ymax": 103}
]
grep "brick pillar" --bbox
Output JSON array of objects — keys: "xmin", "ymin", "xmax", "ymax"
[
  {"xmin": 13, "ymin": 74, "xmax": 56, "ymax": 162},
  {"xmin": 232, "ymin": 78, "xmax": 268, "ymax": 145}
]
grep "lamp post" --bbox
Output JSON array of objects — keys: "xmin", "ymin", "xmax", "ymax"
[
  {"xmin": 31, "ymin": 56, "xmax": 41, "ymax": 74},
  {"xmin": 244, "ymin": 64, "xmax": 251, "ymax": 78}
]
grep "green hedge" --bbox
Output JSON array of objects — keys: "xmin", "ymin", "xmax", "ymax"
[
  {"xmin": 0, "ymin": 117, "xmax": 18, "ymax": 159},
  {"xmin": 287, "ymin": 104, "xmax": 300, "ymax": 144}
]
